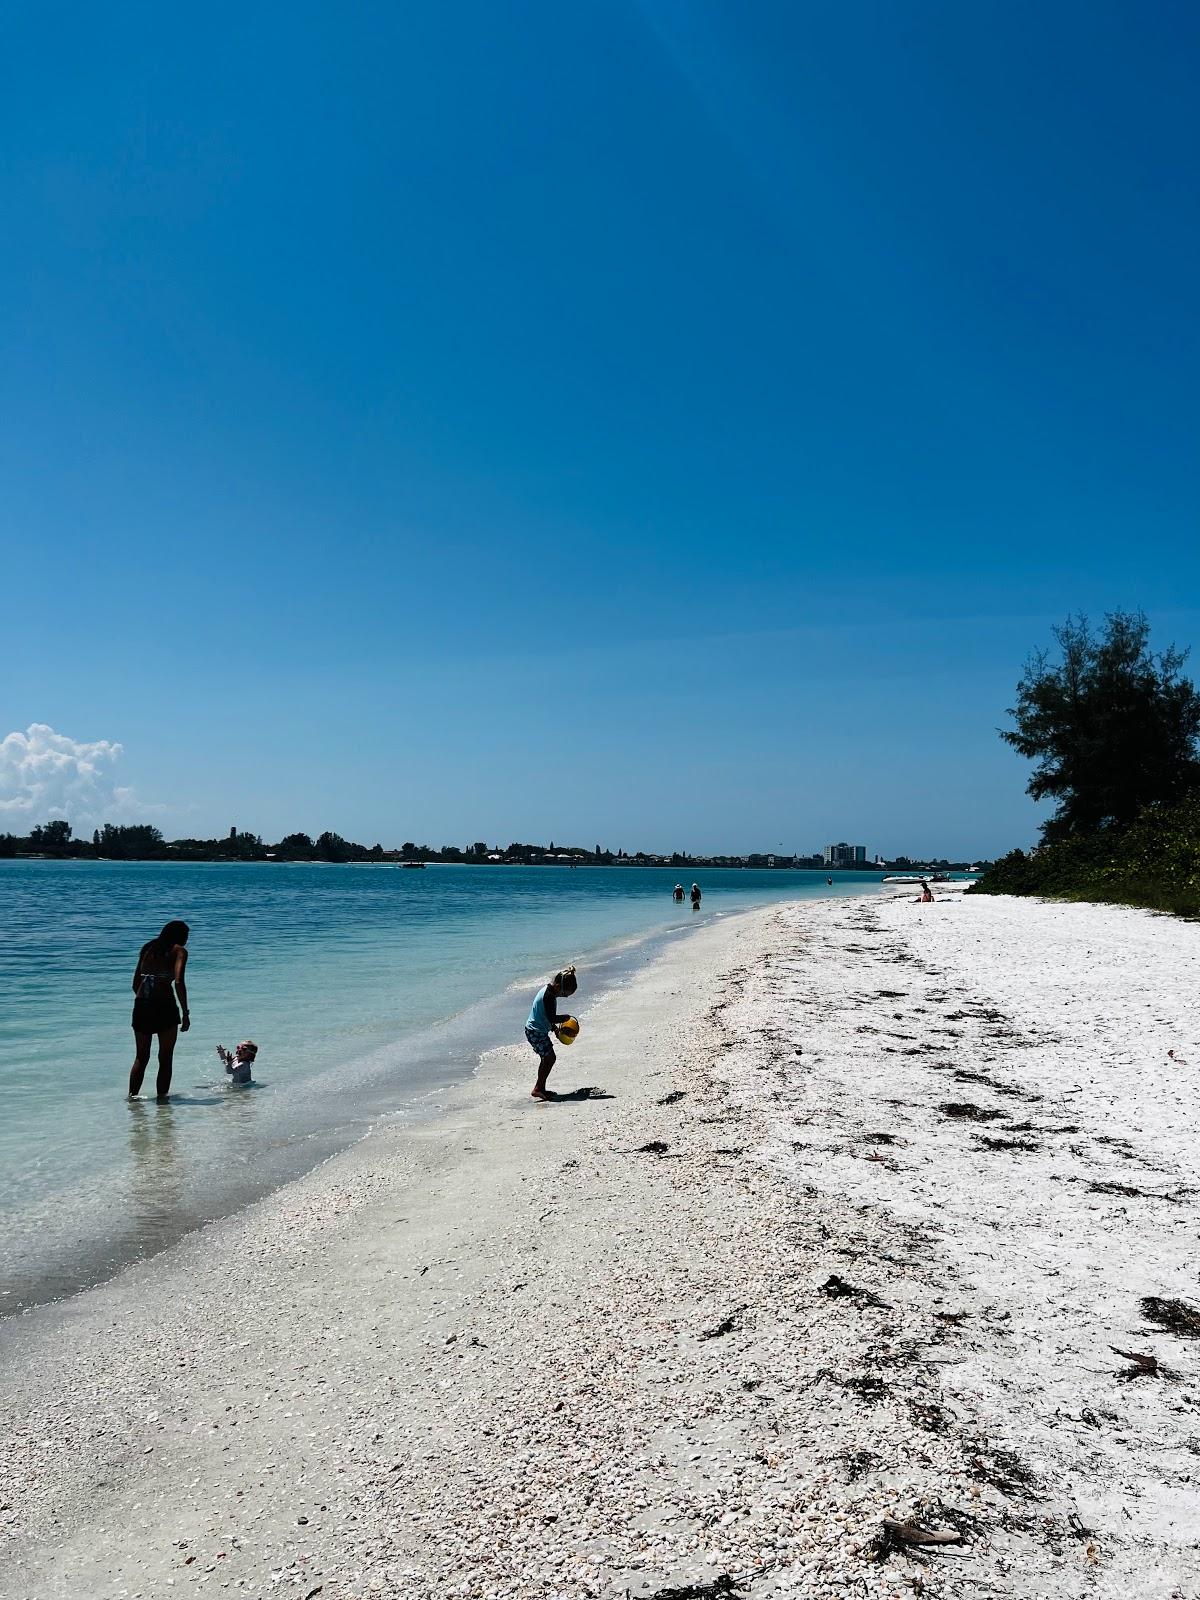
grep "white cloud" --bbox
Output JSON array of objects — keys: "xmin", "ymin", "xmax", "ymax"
[{"xmin": 0, "ymin": 723, "xmax": 153, "ymax": 830}]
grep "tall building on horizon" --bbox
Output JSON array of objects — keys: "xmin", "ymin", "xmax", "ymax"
[{"xmin": 823, "ymin": 842, "xmax": 867, "ymax": 867}]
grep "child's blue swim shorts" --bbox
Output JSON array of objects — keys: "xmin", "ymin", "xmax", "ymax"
[{"xmin": 525, "ymin": 1024, "xmax": 554, "ymax": 1061}]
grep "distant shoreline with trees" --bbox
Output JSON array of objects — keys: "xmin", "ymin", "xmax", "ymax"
[{"xmin": 0, "ymin": 822, "xmax": 979, "ymax": 874}]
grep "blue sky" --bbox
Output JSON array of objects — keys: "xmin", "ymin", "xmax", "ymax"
[{"xmin": 2, "ymin": 1, "xmax": 1197, "ymax": 857}]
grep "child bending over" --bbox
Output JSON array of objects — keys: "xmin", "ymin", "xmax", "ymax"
[{"xmin": 525, "ymin": 967, "xmax": 577, "ymax": 1100}]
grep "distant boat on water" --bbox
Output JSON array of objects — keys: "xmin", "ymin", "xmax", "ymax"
[
  {"xmin": 400, "ymin": 861, "xmax": 426, "ymax": 869},
  {"xmin": 883, "ymin": 872, "xmax": 956, "ymax": 884}
]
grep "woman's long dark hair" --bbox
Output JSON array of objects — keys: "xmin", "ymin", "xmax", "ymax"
[{"xmin": 146, "ymin": 919, "xmax": 189, "ymax": 960}]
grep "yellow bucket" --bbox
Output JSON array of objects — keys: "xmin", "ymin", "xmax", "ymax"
[{"xmin": 555, "ymin": 1016, "xmax": 580, "ymax": 1045}]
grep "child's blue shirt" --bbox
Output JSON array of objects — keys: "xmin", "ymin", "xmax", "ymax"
[{"xmin": 527, "ymin": 984, "xmax": 554, "ymax": 1033}]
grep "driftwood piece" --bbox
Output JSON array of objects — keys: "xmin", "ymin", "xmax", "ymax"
[
  {"xmin": 1111, "ymin": 1345, "xmax": 1160, "ymax": 1378},
  {"xmin": 871, "ymin": 1517, "xmax": 964, "ymax": 1561},
  {"xmin": 887, "ymin": 1519, "xmax": 963, "ymax": 1546}
]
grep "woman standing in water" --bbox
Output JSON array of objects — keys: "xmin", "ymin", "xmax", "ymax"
[{"xmin": 129, "ymin": 920, "xmax": 190, "ymax": 1100}]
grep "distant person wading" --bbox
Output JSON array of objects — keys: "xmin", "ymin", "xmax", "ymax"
[{"xmin": 129, "ymin": 920, "xmax": 191, "ymax": 1100}]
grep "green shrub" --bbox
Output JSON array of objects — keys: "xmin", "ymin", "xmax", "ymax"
[{"xmin": 967, "ymin": 790, "xmax": 1200, "ymax": 917}]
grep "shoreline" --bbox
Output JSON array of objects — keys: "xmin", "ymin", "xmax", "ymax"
[
  {"xmin": 1, "ymin": 899, "xmax": 717, "ymax": 1320},
  {"xmin": 0, "ymin": 901, "xmax": 782, "ymax": 1597},
  {"xmin": 2, "ymin": 863, "xmax": 896, "ymax": 1321},
  {"xmin": 3, "ymin": 888, "xmax": 1197, "ymax": 1598}
]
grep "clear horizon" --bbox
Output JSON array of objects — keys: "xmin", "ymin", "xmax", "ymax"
[{"xmin": 3, "ymin": 3, "xmax": 1197, "ymax": 858}]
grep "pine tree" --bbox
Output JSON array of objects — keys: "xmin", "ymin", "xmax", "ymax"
[{"xmin": 1003, "ymin": 610, "xmax": 1200, "ymax": 840}]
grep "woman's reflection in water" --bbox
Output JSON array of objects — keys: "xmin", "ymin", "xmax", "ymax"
[
  {"xmin": 128, "ymin": 1078, "xmax": 269, "ymax": 1245},
  {"xmin": 127, "ymin": 1099, "xmax": 185, "ymax": 1237}
]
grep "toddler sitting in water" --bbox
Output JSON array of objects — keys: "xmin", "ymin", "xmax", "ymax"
[{"xmin": 216, "ymin": 1040, "xmax": 258, "ymax": 1086}]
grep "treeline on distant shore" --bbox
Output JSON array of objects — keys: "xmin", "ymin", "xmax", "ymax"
[
  {"xmin": 969, "ymin": 611, "xmax": 1200, "ymax": 917},
  {"xmin": 0, "ymin": 822, "xmax": 971, "ymax": 872},
  {"xmin": 0, "ymin": 822, "xmax": 618, "ymax": 865},
  {"xmin": 0, "ymin": 821, "xmax": 389, "ymax": 863}
]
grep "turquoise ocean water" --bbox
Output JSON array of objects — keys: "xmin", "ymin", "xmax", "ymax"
[{"xmin": 0, "ymin": 861, "xmax": 899, "ymax": 1314}]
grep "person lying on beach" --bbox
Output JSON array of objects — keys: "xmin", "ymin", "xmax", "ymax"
[
  {"xmin": 525, "ymin": 966, "xmax": 578, "ymax": 1100},
  {"xmin": 216, "ymin": 1040, "xmax": 258, "ymax": 1085}
]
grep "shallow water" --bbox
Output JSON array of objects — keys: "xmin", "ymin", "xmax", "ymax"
[{"xmin": 0, "ymin": 861, "xmax": 893, "ymax": 1312}]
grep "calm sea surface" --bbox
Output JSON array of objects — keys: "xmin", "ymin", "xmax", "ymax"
[{"xmin": 0, "ymin": 861, "xmax": 895, "ymax": 1313}]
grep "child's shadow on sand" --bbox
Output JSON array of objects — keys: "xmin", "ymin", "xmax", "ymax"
[{"xmin": 542, "ymin": 1086, "xmax": 614, "ymax": 1103}]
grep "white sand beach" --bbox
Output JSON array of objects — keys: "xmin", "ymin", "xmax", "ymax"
[{"xmin": 2, "ymin": 889, "xmax": 1198, "ymax": 1600}]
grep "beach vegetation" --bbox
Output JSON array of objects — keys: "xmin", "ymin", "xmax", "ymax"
[
  {"xmin": 1002, "ymin": 610, "xmax": 1200, "ymax": 843},
  {"xmin": 969, "ymin": 788, "xmax": 1200, "ymax": 917},
  {"xmin": 978, "ymin": 611, "xmax": 1200, "ymax": 915}
]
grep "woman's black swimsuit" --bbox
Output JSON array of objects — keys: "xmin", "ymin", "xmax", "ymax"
[{"xmin": 132, "ymin": 970, "xmax": 180, "ymax": 1034}]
